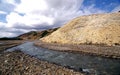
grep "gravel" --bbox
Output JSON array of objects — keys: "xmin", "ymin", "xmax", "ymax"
[{"xmin": 0, "ymin": 50, "xmax": 84, "ymax": 75}]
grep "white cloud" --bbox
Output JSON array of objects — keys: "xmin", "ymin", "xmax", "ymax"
[
  {"xmin": 0, "ymin": 32, "xmax": 16, "ymax": 37},
  {"xmin": 0, "ymin": 22, "xmax": 6, "ymax": 29},
  {"xmin": 2, "ymin": 0, "xmax": 18, "ymax": 6},
  {"xmin": 0, "ymin": 22, "xmax": 16, "ymax": 37},
  {"xmin": 6, "ymin": 12, "xmax": 54, "ymax": 27},
  {"xmin": 0, "ymin": 11, "xmax": 7, "ymax": 14},
  {"xmin": 0, "ymin": 21, "xmax": 34, "ymax": 37},
  {"xmin": 6, "ymin": 12, "xmax": 23, "ymax": 27},
  {"xmin": 15, "ymin": 0, "xmax": 48, "ymax": 13},
  {"xmin": 79, "ymin": 4, "xmax": 106, "ymax": 15},
  {"xmin": 6, "ymin": 0, "xmax": 84, "ymax": 28}
]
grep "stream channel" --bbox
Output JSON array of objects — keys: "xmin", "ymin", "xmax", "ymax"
[{"xmin": 6, "ymin": 42, "xmax": 120, "ymax": 75}]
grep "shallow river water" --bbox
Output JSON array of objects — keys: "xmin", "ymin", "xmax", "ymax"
[
  {"xmin": 0, "ymin": 42, "xmax": 3, "ymax": 44},
  {"xmin": 6, "ymin": 42, "xmax": 120, "ymax": 75}
]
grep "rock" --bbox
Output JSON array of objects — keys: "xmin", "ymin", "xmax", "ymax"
[
  {"xmin": 4, "ymin": 60, "xmax": 8, "ymax": 63},
  {"xmin": 41, "ymin": 13, "xmax": 120, "ymax": 46},
  {"xmin": 0, "ymin": 51, "xmax": 83, "ymax": 75}
]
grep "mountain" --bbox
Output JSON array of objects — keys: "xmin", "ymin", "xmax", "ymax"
[
  {"xmin": 41, "ymin": 13, "xmax": 120, "ymax": 46},
  {"xmin": 0, "ymin": 37, "xmax": 21, "ymax": 40},
  {"xmin": 18, "ymin": 27, "xmax": 59, "ymax": 40}
]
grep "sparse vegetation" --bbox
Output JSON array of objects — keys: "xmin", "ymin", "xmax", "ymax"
[
  {"xmin": 41, "ymin": 13, "xmax": 120, "ymax": 46},
  {"xmin": 18, "ymin": 27, "xmax": 59, "ymax": 40}
]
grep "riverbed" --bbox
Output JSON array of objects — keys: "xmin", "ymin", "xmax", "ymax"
[{"xmin": 6, "ymin": 42, "xmax": 120, "ymax": 75}]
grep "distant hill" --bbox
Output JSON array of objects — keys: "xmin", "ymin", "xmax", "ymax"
[
  {"xmin": 0, "ymin": 37, "xmax": 21, "ymax": 40},
  {"xmin": 18, "ymin": 27, "xmax": 59, "ymax": 40},
  {"xmin": 41, "ymin": 13, "xmax": 120, "ymax": 46}
]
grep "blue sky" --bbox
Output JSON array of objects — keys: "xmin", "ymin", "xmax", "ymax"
[
  {"xmin": 83, "ymin": 0, "xmax": 120, "ymax": 11},
  {"xmin": 0, "ymin": 0, "xmax": 120, "ymax": 37}
]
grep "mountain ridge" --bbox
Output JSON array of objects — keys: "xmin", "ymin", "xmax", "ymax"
[{"xmin": 18, "ymin": 27, "xmax": 59, "ymax": 40}]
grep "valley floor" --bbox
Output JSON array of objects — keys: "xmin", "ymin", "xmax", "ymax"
[
  {"xmin": 35, "ymin": 41, "xmax": 120, "ymax": 59},
  {"xmin": 0, "ymin": 50, "xmax": 83, "ymax": 75},
  {"xmin": 0, "ymin": 40, "xmax": 84, "ymax": 75},
  {"xmin": 0, "ymin": 40, "xmax": 24, "ymax": 53}
]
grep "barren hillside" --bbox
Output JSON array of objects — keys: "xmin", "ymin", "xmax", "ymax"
[
  {"xmin": 41, "ymin": 13, "xmax": 120, "ymax": 46},
  {"xmin": 18, "ymin": 28, "xmax": 59, "ymax": 40}
]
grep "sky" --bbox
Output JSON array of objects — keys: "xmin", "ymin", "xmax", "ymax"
[{"xmin": 0, "ymin": 0, "xmax": 120, "ymax": 37}]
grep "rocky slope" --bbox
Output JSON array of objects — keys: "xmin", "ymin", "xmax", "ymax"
[
  {"xmin": 0, "ymin": 51, "xmax": 83, "ymax": 75},
  {"xmin": 41, "ymin": 13, "xmax": 120, "ymax": 46},
  {"xmin": 18, "ymin": 27, "xmax": 59, "ymax": 40}
]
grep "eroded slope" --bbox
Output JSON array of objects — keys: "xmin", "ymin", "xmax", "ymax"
[{"xmin": 41, "ymin": 13, "xmax": 120, "ymax": 46}]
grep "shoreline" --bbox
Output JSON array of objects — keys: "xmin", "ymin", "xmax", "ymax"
[
  {"xmin": 0, "ymin": 50, "xmax": 84, "ymax": 75},
  {"xmin": 0, "ymin": 40, "xmax": 25, "ymax": 53},
  {"xmin": 34, "ymin": 41, "xmax": 120, "ymax": 59}
]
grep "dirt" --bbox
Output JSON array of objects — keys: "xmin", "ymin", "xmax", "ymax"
[
  {"xmin": 41, "ymin": 13, "xmax": 120, "ymax": 46},
  {"xmin": 0, "ymin": 40, "xmax": 24, "ymax": 53},
  {"xmin": 0, "ymin": 40, "xmax": 85, "ymax": 75},
  {"xmin": 0, "ymin": 50, "xmax": 84, "ymax": 75},
  {"xmin": 35, "ymin": 41, "xmax": 120, "ymax": 59}
]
